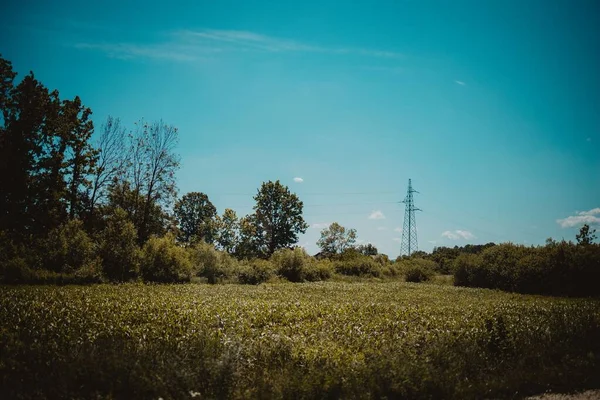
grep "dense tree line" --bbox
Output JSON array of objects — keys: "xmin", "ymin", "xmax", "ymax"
[
  {"xmin": 1, "ymin": 54, "xmax": 598, "ymax": 296},
  {"xmin": 0, "ymin": 55, "xmax": 309, "ymax": 283}
]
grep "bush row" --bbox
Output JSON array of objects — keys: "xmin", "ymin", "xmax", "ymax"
[
  {"xmin": 453, "ymin": 241, "xmax": 600, "ymax": 296},
  {"xmin": 0, "ymin": 219, "xmax": 439, "ymax": 284}
]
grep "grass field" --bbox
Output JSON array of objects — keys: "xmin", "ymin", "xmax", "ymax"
[{"xmin": 1, "ymin": 282, "xmax": 599, "ymax": 399}]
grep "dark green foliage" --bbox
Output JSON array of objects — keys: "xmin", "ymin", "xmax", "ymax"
[
  {"xmin": 453, "ymin": 241, "xmax": 600, "ymax": 296},
  {"xmin": 189, "ymin": 242, "xmax": 239, "ymax": 283},
  {"xmin": 576, "ymin": 223, "xmax": 597, "ymax": 245},
  {"xmin": 103, "ymin": 181, "xmax": 170, "ymax": 244},
  {"xmin": 426, "ymin": 243, "xmax": 496, "ymax": 274},
  {"xmin": 43, "ymin": 219, "xmax": 96, "ymax": 273},
  {"xmin": 252, "ymin": 180, "xmax": 308, "ymax": 257},
  {"xmin": 0, "ymin": 56, "xmax": 96, "ymax": 243},
  {"xmin": 97, "ymin": 208, "xmax": 140, "ymax": 281},
  {"xmin": 140, "ymin": 234, "xmax": 192, "ymax": 282},
  {"xmin": 174, "ymin": 191, "xmax": 217, "ymax": 244},
  {"xmin": 334, "ymin": 254, "xmax": 382, "ymax": 277},
  {"xmin": 402, "ymin": 258, "xmax": 436, "ymax": 283},
  {"xmin": 271, "ymin": 248, "xmax": 331, "ymax": 282},
  {"xmin": 316, "ymin": 222, "xmax": 357, "ymax": 256},
  {"xmin": 237, "ymin": 259, "xmax": 276, "ymax": 284}
]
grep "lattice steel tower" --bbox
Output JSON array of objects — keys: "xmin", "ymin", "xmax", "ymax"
[{"xmin": 400, "ymin": 179, "xmax": 421, "ymax": 256}]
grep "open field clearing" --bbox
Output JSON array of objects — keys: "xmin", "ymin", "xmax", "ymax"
[{"xmin": 1, "ymin": 282, "xmax": 599, "ymax": 399}]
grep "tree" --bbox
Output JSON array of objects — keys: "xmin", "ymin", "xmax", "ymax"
[
  {"xmin": 125, "ymin": 119, "xmax": 180, "ymax": 243},
  {"xmin": 357, "ymin": 243, "xmax": 378, "ymax": 256},
  {"xmin": 87, "ymin": 116, "xmax": 127, "ymax": 226},
  {"xmin": 252, "ymin": 180, "xmax": 308, "ymax": 257},
  {"xmin": 98, "ymin": 207, "xmax": 140, "ymax": 281},
  {"xmin": 61, "ymin": 96, "xmax": 96, "ymax": 220},
  {"xmin": 317, "ymin": 222, "xmax": 357, "ymax": 256},
  {"xmin": 103, "ymin": 181, "xmax": 170, "ymax": 241},
  {"xmin": 576, "ymin": 224, "xmax": 597, "ymax": 245},
  {"xmin": 173, "ymin": 192, "xmax": 217, "ymax": 244},
  {"xmin": 0, "ymin": 56, "xmax": 96, "ymax": 240},
  {"xmin": 215, "ymin": 208, "xmax": 240, "ymax": 254},
  {"xmin": 235, "ymin": 214, "xmax": 262, "ymax": 259}
]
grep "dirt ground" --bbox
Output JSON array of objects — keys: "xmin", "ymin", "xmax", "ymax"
[{"xmin": 526, "ymin": 390, "xmax": 600, "ymax": 399}]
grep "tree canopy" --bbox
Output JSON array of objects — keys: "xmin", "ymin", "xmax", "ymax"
[{"xmin": 252, "ymin": 180, "xmax": 308, "ymax": 257}]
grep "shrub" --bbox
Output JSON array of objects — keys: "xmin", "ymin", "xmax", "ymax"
[
  {"xmin": 237, "ymin": 259, "xmax": 276, "ymax": 285},
  {"xmin": 0, "ymin": 257, "xmax": 32, "ymax": 283},
  {"xmin": 189, "ymin": 242, "xmax": 239, "ymax": 283},
  {"xmin": 97, "ymin": 208, "xmax": 141, "ymax": 281},
  {"xmin": 43, "ymin": 219, "xmax": 96, "ymax": 273},
  {"xmin": 334, "ymin": 256, "xmax": 382, "ymax": 277},
  {"xmin": 271, "ymin": 248, "xmax": 330, "ymax": 282},
  {"xmin": 452, "ymin": 241, "xmax": 600, "ymax": 296},
  {"xmin": 303, "ymin": 260, "xmax": 334, "ymax": 282},
  {"xmin": 452, "ymin": 253, "xmax": 485, "ymax": 287},
  {"xmin": 402, "ymin": 259, "xmax": 436, "ymax": 283},
  {"xmin": 140, "ymin": 234, "xmax": 192, "ymax": 283}
]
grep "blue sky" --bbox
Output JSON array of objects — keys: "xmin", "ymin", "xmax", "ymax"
[{"xmin": 2, "ymin": 0, "xmax": 599, "ymax": 257}]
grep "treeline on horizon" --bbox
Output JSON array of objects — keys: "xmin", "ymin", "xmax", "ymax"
[{"xmin": 1, "ymin": 55, "xmax": 599, "ymax": 296}]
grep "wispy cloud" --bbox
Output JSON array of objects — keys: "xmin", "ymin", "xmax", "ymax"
[
  {"xmin": 394, "ymin": 227, "xmax": 402, "ymax": 232},
  {"xmin": 441, "ymin": 230, "xmax": 475, "ymax": 240},
  {"xmin": 454, "ymin": 80, "xmax": 466, "ymax": 86},
  {"xmin": 368, "ymin": 210, "xmax": 386, "ymax": 220},
  {"xmin": 293, "ymin": 177, "xmax": 304, "ymax": 183},
  {"xmin": 428, "ymin": 240, "xmax": 437, "ymax": 244},
  {"xmin": 74, "ymin": 42, "xmax": 206, "ymax": 61},
  {"xmin": 362, "ymin": 66, "xmax": 404, "ymax": 74},
  {"xmin": 392, "ymin": 237, "xmax": 402, "ymax": 243},
  {"xmin": 311, "ymin": 222, "xmax": 330, "ymax": 229},
  {"xmin": 75, "ymin": 28, "xmax": 404, "ymax": 62},
  {"xmin": 377, "ymin": 226, "xmax": 387, "ymax": 231},
  {"xmin": 557, "ymin": 208, "xmax": 600, "ymax": 228}
]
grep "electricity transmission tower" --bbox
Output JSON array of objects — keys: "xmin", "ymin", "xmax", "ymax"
[{"xmin": 400, "ymin": 179, "xmax": 421, "ymax": 256}]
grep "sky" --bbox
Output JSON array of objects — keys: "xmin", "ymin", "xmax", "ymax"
[{"xmin": 1, "ymin": 0, "xmax": 599, "ymax": 257}]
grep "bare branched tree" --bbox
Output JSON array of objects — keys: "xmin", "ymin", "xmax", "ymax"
[{"xmin": 88, "ymin": 116, "xmax": 127, "ymax": 212}]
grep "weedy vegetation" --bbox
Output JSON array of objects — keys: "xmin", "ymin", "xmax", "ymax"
[{"xmin": 1, "ymin": 282, "xmax": 599, "ymax": 399}]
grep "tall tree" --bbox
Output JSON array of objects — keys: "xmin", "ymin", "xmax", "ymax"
[
  {"xmin": 61, "ymin": 97, "xmax": 96, "ymax": 219},
  {"xmin": 0, "ymin": 55, "xmax": 97, "ymax": 240},
  {"xmin": 103, "ymin": 181, "xmax": 169, "ymax": 240},
  {"xmin": 576, "ymin": 224, "xmax": 597, "ymax": 245},
  {"xmin": 215, "ymin": 208, "xmax": 239, "ymax": 254},
  {"xmin": 317, "ymin": 222, "xmax": 357, "ymax": 256},
  {"xmin": 87, "ymin": 116, "xmax": 127, "ymax": 223},
  {"xmin": 235, "ymin": 214, "xmax": 262, "ymax": 259},
  {"xmin": 252, "ymin": 180, "xmax": 308, "ymax": 257},
  {"xmin": 127, "ymin": 120, "xmax": 180, "ymax": 243},
  {"xmin": 174, "ymin": 192, "xmax": 217, "ymax": 244},
  {"xmin": 0, "ymin": 61, "xmax": 64, "ymax": 238}
]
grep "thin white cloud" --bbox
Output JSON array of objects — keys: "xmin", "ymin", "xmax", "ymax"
[
  {"xmin": 428, "ymin": 240, "xmax": 437, "ymax": 244},
  {"xmin": 74, "ymin": 42, "xmax": 205, "ymax": 61},
  {"xmin": 442, "ymin": 230, "xmax": 475, "ymax": 240},
  {"xmin": 293, "ymin": 177, "xmax": 304, "ymax": 183},
  {"xmin": 392, "ymin": 237, "xmax": 402, "ymax": 243},
  {"xmin": 377, "ymin": 226, "xmax": 387, "ymax": 231},
  {"xmin": 368, "ymin": 210, "xmax": 386, "ymax": 220},
  {"xmin": 455, "ymin": 230, "xmax": 475, "ymax": 240},
  {"xmin": 442, "ymin": 231, "xmax": 459, "ymax": 240},
  {"xmin": 75, "ymin": 28, "xmax": 404, "ymax": 61},
  {"xmin": 311, "ymin": 222, "xmax": 330, "ymax": 229},
  {"xmin": 394, "ymin": 227, "xmax": 402, "ymax": 232},
  {"xmin": 454, "ymin": 80, "xmax": 466, "ymax": 86},
  {"xmin": 362, "ymin": 66, "xmax": 404, "ymax": 74},
  {"xmin": 557, "ymin": 208, "xmax": 600, "ymax": 228}
]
